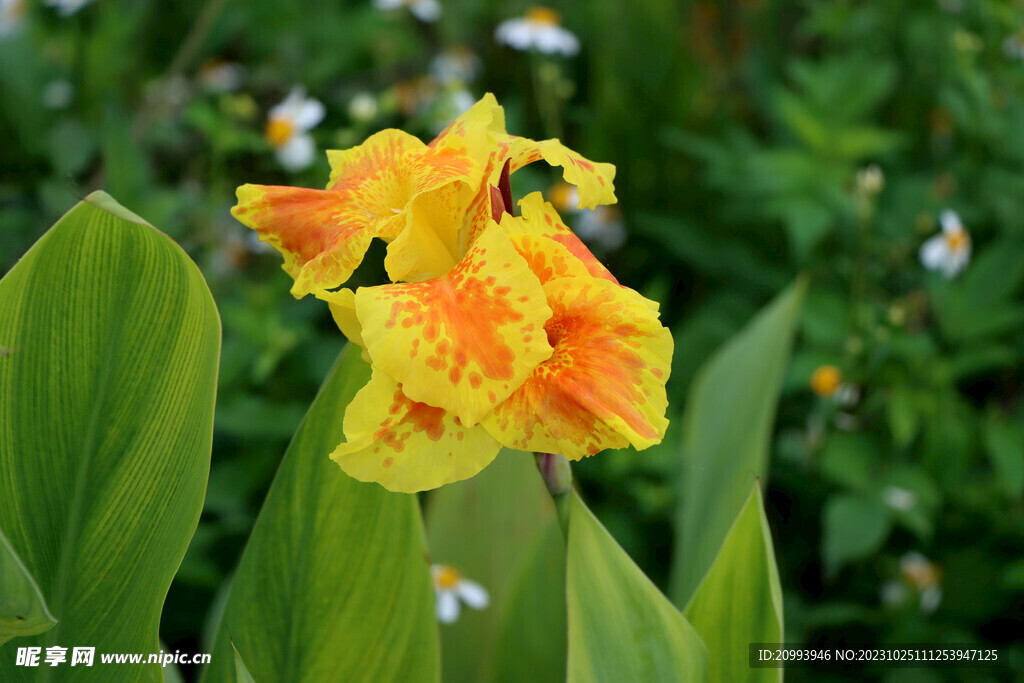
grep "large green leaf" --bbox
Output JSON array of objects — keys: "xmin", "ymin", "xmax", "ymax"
[
  {"xmin": 684, "ymin": 483, "xmax": 784, "ymax": 683},
  {"xmin": 670, "ymin": 279, "xmax": 806, "ymax": 606},
  {"xmin": 0, "ymin": 527, "xmax": 56, "ymax": 646},
  {"xmin": 566, "ymin": 491, "xmax": 706, "ymax": 682},
  {"xmin": 0, "ymin": 191, "xmax": 220, "ymax": 681},
  {"xmin": 203, "ymin": 344, "xmax": 439, "ymax": 683},
  {"xmin": 425, "ymin": 449, "xmax": 561, "ymax": 683}
]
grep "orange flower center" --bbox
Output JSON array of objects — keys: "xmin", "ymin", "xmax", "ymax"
[
  {"xmin": 945, "ymin": 229, "xmax": 968, "ymax": 252},
  {"xmin": 526, "ymin": 7, "xmax": 560, "ymax": 25},
  {"xmin": 435, "ymin": 565, "xmax": 461, "ymax": 589},
  {"xmin": 810, "ymin": 365, "xmax": 841, "ymax": 397},
  {"xmin": 265, "ymin": 118, "xmax": 294, "ymax": 148}
]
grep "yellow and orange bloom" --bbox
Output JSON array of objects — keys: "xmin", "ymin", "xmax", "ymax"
[{"xmin": 232, "ymin": 93, "xmax": 670, "ymax": 493}]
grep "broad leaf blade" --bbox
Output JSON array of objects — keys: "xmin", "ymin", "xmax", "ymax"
[
  {"xmin": 670, "ymin": 279, "xmax": 806, "ymax": 606},
  {"xmin": 567, "ymin": 491, "xmax": 706, "ymax": 682},
  {"xmin": 684, "ymin": 483, "xmax": 784, "ymax": 683},
  {"xmin": 425, "ymin": 449, "xmax": 558, "ymax": 683},
  {"xmin": 428, "ymin": 450, "xmax": 565, "ymax": 679},
  {"xmin": 204, "ymin": 344, "xmax": 439, "ymax": 683},
  {"xmin": 0, "ymin": 527, "xmax": 56, "ymax": 646},
  {"xmin": 0, "ymin": 191, "xmax": 220, "ymax": 681}
]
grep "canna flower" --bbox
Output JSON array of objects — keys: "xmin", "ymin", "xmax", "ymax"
[
  {"xmin": 550, "ymin": 181, "xmax": 626, "ymax": 252},
  {"xmin": 431, "ymin": 565, "xmax": 488, "ymax": 623},
  {"xmin": 373, "ymin": 0, "xmax": 441, "ymax": 23},
  {"xmin": 919, "ymin": 209, "xmax": 970, "ymax": 279},
  {"xmin": 495, "ymin": 7, "xmax": 580, "ymax": 56},
  {"xmin": 265, "ymin": 87, "xmax": 326, "ymax": 173},
  {"xmin": 233, "ymin": 94, "xmax": 669, "ymax": 493}
]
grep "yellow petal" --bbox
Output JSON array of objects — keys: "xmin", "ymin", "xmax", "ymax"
[
  {"xmin": 326, "ymin": 129, "xmax": 479, "ymax": 240},
  {"xmin": 231, "ymin": 184, "xmax": 377, "ymax": 298},
  {"xmin": 318, "ymin": 288, "xmax": 372, "ymax": 363},
  {"xmin": 483, "ymin": 276, "xmax": 672, "ymax": 459},
  {"xmin": 356, "ymin": 224, "xmax": 554, "ymax": 426},
  {"xmin": 429, "ymin": 92, "xmax": 507, "ymax": 156},
  {"xmin": 331, "ymin": 370, "xmax": 502, "ymax": 492},
  {"xmin": 383, "ymin": 181, "xmax": 475, "ymax": 283},
  {"xmin": 502, "ymin": 192, "xmax": 618, "ymax": 284},
  {"xmin": 507, "ymin": 137, "xmax": 617, "ymax": 209}
]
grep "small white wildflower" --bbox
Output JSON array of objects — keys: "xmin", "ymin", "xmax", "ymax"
[
  {"xmin": 0, "ymin": 0, "xmax": 26, "ymax": 37},
  {"xmin": 900, "ymin": 552, "xmax": 942, "ymax": 613},
  {"xmin": 44, "ymin": 0, "xmax": 94, "ymax": 16},
  {"xmin": 880, "ymin": 579, "xmax": 908, "ymax": 607},
  {"xmin": 347, "ymin": 91, "xmax": 378, "ymax": 123},
  {"xmin": 882, "ymin": 486, "xmax": 917, "ymax": 512},
  {"xmin": 265, "ymin": 87, "xmax": 325, "ymax": 172},
  {"xmin": 856, "ymin": 164, "xmax": 884, "ymax": 195},
  {"xmin": 919, "ymin": 209, "xmax": 970, "ymax": 278},
  {"xmin": 496, "ymin": 7, "xmax": 580, "ymax": 57},
  {"xmin": 1003, "ymin": 30, "xmax": 1024, "ymax": 61},
  {"xmin": 431, "ymin": 45, "xmax": 482, "ymax": 85},
  {"xmin": 575, "ymin": 206, "xmax": 627, "ymax": 252},
  {"xmin": 373, "ymin": 0, "xmax": 441, "ymax": 23},
  {"xmin": 42, "ymin": 80, "xmax": 74, "ymax": 109},
  {"xmin": 431, "ymin": 565, "xmax": 489, "ymax": 624},
  {"xmin": 199, "ymin": 59, "xmax": 245, "ymax": 93}
]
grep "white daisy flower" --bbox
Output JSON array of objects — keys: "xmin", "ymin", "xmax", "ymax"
[
  {"xmin": 45, "ymin": 0, "xmax": 94, "ymax": 16},
  {"xmin": 431, "ymin": 564, "xmax": 489, "ymax": 624},
  {"xmin": 899, "ymin": 552, "xmax": 942, "ymax": 614},
  {"xmin": 265, "ymin": 87, "xmax": 325, "ymax": 173},
  {"xmin": 919, "ymin": 209, "xmax": 970, "ymax": 279},
  {"xmin": 856, "ymin": 164, "xmax": 884, "ymax": 195},
  {"xmin": 882, "ymin": 486, "xmax": 917, "ymax": 512},
  {"xmin": 347, "ymin": 91, "xmax": 378, "ymax": 123},
  {"xmin": 373, "ymin": 0, "xmax": 441, "ymax": 23},
  {"xmin": 199, "ymin": 59, "xmax": 245, "ymax": 93},
  {"xmin": 1003, "ymin": 30, "xmax": 1024, "ymax": 61},
  {"xmin": 496, "ymin": 7, "xmax": 580, "ymax": 57},
  {"xmin": 0, "ymin": 0, "xmax": 26, "ymax": 37},
  {"xmin": 430, "ymin": 45, "xmax": 482, "ymax": 85}
]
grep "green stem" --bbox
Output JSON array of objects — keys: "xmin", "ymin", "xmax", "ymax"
[{"xmin": 534, "ymin": 452, "xmax": 572, "ymax": 537}]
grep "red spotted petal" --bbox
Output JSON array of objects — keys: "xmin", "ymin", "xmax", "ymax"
[
  {"xmin": 483, "ymin": 276, "xmax": 672, "ymax": 459},
  {"xmin": 356, "ymin": 224, "xmax": 554, "ymax": 426},
  {"xmin": 331, "ymin": 370, "xmax": 502, "ymax": 492}
]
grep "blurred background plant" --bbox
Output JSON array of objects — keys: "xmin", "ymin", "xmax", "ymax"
[{"xmin": 2, "ymin": 0, "xmax": 1023, "ymax": 680}]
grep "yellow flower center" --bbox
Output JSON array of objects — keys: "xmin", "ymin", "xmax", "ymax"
[
  {"xmin": 945, "ymin": 229, "xmax": 968, "ymax": 252},
  {"xmin": 526, "ymin": 7, "xmax": 560, "ymax": 25},
  {"xmin": 901, "ymin": 561, "xmax": 940, "ymax": 589},
  {"xmin": 549, "ymin": 182, "xmax": 574, "ymax": 211},
  {"xmin": 435, "ymin": 565, "xmax": 461, "ymax": 589},
  {"xmin": 810, "ymin": 365, "xmax": 841, "ymax": 397},
  {"xmin": 265, "ymin": 118, "xmax": 295, "ymax": 148}
]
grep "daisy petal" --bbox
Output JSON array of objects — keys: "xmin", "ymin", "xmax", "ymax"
[
  {"xmin": 356, "ymin": 225, "xmax": 554, "ymax": 426},
  {"xmin": 330, "ymin": 370, "xmax": 502, "ymax": 492},
  {"xmin": 436, "ymin": 590, "xmax": 460, "ymax": 624},
  {"xmin": 276, "ymin": 133, "xmax": 316, "ymax": 172},
  {"xmin": 483, "ymin": 277, "xmax": 672, "ymax": 459},
  {"xmin": 456, "ymin": 579, "xmax": 490, "ymax": 609},
  {"xmin": 919, "ymin": 235, "xmax": 948, "ymax": 271}
]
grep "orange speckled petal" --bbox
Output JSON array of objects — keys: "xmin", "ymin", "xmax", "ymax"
[
  {"xmin": 356, "ymin": 224, "xmax": 554, "ymax": 426},
  {"xmin": 429, "ymin": 92, "xmax": 507, "ymax": 155},
  {"xmin": 326, "ymin": 128, "xmax": 480, "ymax": 243},
  {"xmin": 506, "ymin": 137, "xmax": 617, "ymax": 209},
  {"xmin": 482, "ymin": 276, "xmax": 672, "ymax": 459},
  {"xmin": 231, "ymin": 184, "xmax": 377, "ymax": 298},
  {"xmin": 331, "ymin": 370, "xmax": 502, "ymax": 492},
  {"xmin": 503, "ymin": 192, "xmax": 618, "ymax": 284},
  {"xmin": 383, "ymin": 181, "xmax": 475, "ymax": 283},
  {"xmin": 505, "ymin": 232, "xmax": 592, "ymax": 285}
]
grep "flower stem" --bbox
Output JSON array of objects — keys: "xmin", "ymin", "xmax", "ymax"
[{"xmin": 534, "ymin": 452, "xmax": 572, "ymax": 537}]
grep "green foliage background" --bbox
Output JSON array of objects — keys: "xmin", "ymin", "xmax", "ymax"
[{"xmin": 2, "ymin": 0, "xmax": 1024, "ymax": 680}]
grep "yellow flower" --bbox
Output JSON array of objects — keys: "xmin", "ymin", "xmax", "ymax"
[
  {"xmin": 232, "ymin": 94, "xmax": 667, "ymax": 493},
  {"xmin": 810, "ymin": 365, "xmax": 842, "ymax": 398}
]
